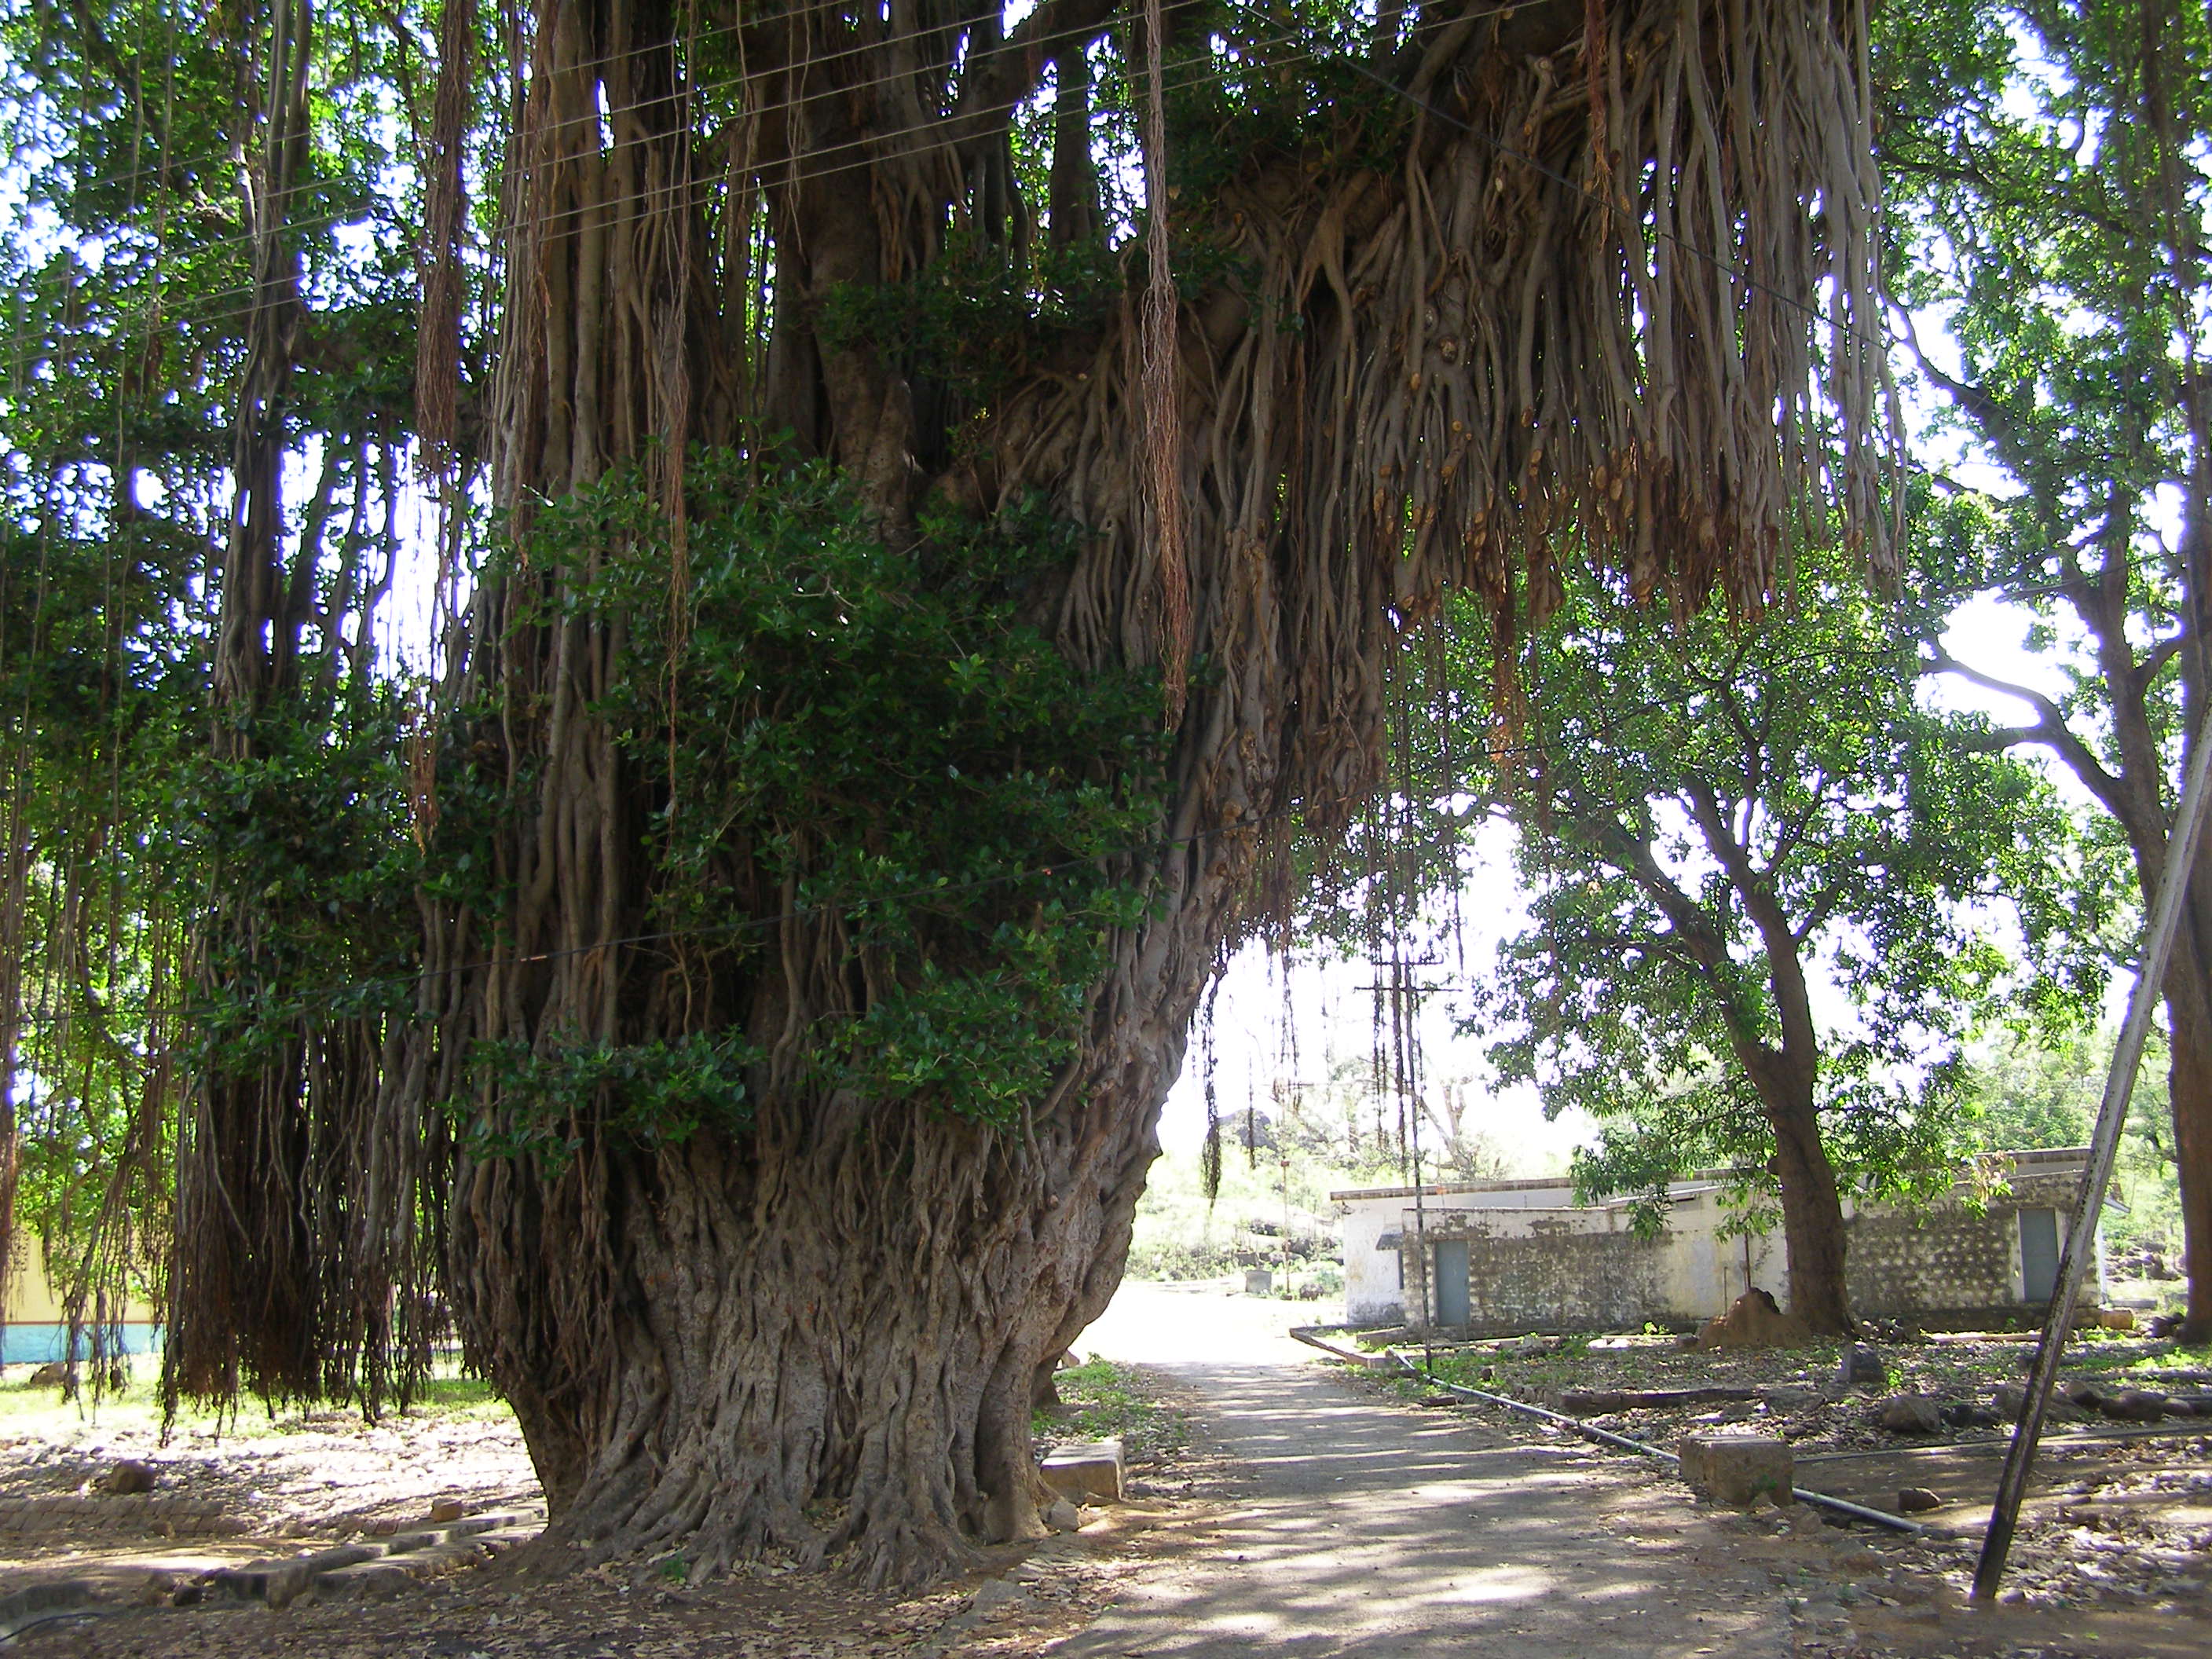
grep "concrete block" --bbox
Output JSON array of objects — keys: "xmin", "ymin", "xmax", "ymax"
[
  {"xmin": 1679, "ymin": 1433, "xmax": 1794, "ymax": 1509},
  {"xmin": 1041, "ymin": 1437, "xmax": 1124, "ymax": 1504}
]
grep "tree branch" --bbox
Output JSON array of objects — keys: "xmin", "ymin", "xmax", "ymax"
[{"xmin": 1927, "ymin": 646, "xmax": 2137, "ymax": 822}]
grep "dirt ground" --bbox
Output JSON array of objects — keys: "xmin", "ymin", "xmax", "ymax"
[
  {"xmin": 0, "ymin": 1357, "xmax": 1228, "ymax": 1658},
  {"xmin": 0, "ymin": 1297, "xmax": 2206, "ymax": 1657},
  {"xmin": 1352, "ymin": 1323, "xmax": 2212, "ymax": 1619}
]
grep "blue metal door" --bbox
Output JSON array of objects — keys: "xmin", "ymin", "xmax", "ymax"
[
  {"xmin": 2020, "ymin": 1208, "xmax": 2061, "ymax": 1304},
  {"xmin": 1434, "ymin": 1239, "xmax": 1470, "ymax": 1326}
]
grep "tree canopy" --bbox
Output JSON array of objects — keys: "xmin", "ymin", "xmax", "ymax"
[
  {"xmin": 1467, "ymin": 548, "xmax": 2080, "ymax": 1329},
  {"xmin": 2, "ymin": 0, "xmax": 1893, "ymax": 1578}
]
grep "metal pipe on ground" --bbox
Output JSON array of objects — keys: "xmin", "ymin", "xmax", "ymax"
[{"xmin": 1283, "ymin": 1325, "xmax": 1925, "ymax": 1536}]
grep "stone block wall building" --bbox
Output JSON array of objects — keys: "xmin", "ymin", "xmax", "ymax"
[{"xmin": 1332, "ymin": 1148, "xmax": 2095, "ymax": 1332}]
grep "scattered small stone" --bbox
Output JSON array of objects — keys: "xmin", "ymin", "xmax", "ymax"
[
  {"xmin": 100, "ymin": 1459, "xmax": 156, "ymax": 1496},
  {"xmin": 1044, "ymin": 1498, "xmax": 1082, "ymax": 1533},
  {"xmin": 1877, "ymin": 1394, "xmax": 1944, "ymax": 1435},
  {"xmin": 1837, "ymin": 1343, "xmax": 1885, "ymax": 1390},
  {"xmin": 1897, "ymin": 1487, "xmax": 1943, "ymax": 1513},
  {"xmin": 428, "ymin": 1498, "xmax": 467, "ymax": 1523}
]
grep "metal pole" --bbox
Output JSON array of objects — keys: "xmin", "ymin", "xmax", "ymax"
[{"xmin": 1972, "ymin": 712, "xmax": 2212, "ymax": 1601}]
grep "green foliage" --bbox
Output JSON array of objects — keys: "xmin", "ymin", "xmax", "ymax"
[
  {"xmin": 1035, "ymin": 1357, "xmax": 1187, "ymax": 1463},
  {"xmin": 819, "ymin": 239, "xmax": 1121, "ymax": 412},
  {"xmin": 463, "ymin": 1034, "xmax": 756, "ymax": 1164},
  {"xmin": 501, "ymin": 452, "xmax": 1168, "ymax": 1133},
  {"xmin": 1879, "ymin": 0, "xmax": 2212, "ymax": 1312},
  {"xmin": 183, "ymin": 692, "xmax": 423, "ymax": 1054},
  {"xmin": 1108, "ymin": 2, "xmax": 1404, "ymax": 203},
  {"xmin": 1465, "ymin": 545, "xmax": 2089, "ymax": 1215},
  {"xmin": 0, "ymin": 0, "xmax": 441, "ymax": 1350},
  {"xmin": 1965, "ymin": 1024, "xmax": 2182, "ymax": 1254},
  {"xmin": 1878, "ymin": 0, "xmax": 2210, "ymax": 961}
]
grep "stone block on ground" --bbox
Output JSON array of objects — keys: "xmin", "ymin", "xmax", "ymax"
[
  {"xmin": 471, "ymin": 1525, "xmax": 544, "ymax": 1555},
  {"xmin": 1679, "ymin": 1433, "xmax": 1795, "ymax": 1509},
  {"xmin": 1041, "ymin": 1438, "xmax": 1124, "ymax": 1504},
  {"xmin": 1877, "ymin": 1394, "xmax": 1944, "ymax": 1435},
  {"xmin": 2102, "ymin": 1389, "xmax": 2169, "ymax": 1423},
  {"xmin": 100, "ymin": 1459, "xmax": 156, "ymax": 1496},
  {"xmin": 211, "ymin": 1545, "xmax": 387, "ymax": 1608},
  {"xmin": 1836, "ymin": 1342, "xmax": 1885, "ymax": 1390},
  {"xmin": 311, "ymin": 1559, "xmax": 421, "ymax": 1601}
]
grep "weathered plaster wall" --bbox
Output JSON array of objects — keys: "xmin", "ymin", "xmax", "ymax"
[
  {"xmin": 1339, "ymin": 1199, "xmax": 1405, "ymax": 1323},
  {"xmin": 1445, "ymin": 1217, "xmax": 1668, "ymax": 1332},
  {"xmin": 1845, "ymin": 1169, "xmax": 2082, "ymax": 1322},
  {"xmin": 1336, "ymin": 1155, "xmax": 2090, "ymax": 1334}
]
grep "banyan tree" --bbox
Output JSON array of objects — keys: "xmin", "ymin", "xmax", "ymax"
[{"xmin": 9, "ymin": 0, "xmax": 1889, "ymax": 1584}]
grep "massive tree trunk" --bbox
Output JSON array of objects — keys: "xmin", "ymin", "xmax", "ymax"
[{"xmin": 173, "ymin": 0, "xmax": 1892, "ymax": 1581}]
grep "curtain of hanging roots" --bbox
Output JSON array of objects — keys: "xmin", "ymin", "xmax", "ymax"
[{"xmin": 152, "ymin": 0, "xmax": 1890, "ymax": 1566}]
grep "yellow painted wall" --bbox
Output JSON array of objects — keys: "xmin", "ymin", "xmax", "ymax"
[{"xmin": 3, "ymin": 1246, "xmax": 157, "ymax": 1324}]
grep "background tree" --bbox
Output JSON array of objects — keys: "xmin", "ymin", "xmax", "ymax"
[
  {"xmin": 5, "ymin": 0, "xmax": 1893, "ymax": 1579},
  {"xmin": 1879, "ymin": 0, "xmax": 2212, "ymax": 1339},
  {"xmin": 1470, "ymin": 555, "xmax": 2077, "ymax": 1333},
  {"xmin": 0, "ymin": 0, "xmax": 424, "ymax": 1376},
  {"xmin": 1965, "ymin": 1024, "xmax": 2185, "ymax": 1273}
]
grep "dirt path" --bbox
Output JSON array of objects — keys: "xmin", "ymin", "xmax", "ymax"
[
  {"xmin": 1071, "ymin": 1284, "xmax": 1790, "ymax": 1657},
  {"xmin": 1068, "ymin": 1284, "xmax": 2208, "ymax": 1659}
]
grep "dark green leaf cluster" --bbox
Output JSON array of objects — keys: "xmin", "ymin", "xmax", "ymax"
[
  {"xmin": 503, "ymin": 452, "xmax": 1169, "ymax": 1133},
  {"xmin": 182, "ymin": 690, "xmax": 423, "ymax": 1063},
  {"xmin": 463, "ymin": 1032, "xmax": 756, "ymax": 1163},
  {"xmin": 819, "ymin": 239, "xmax": 1121, "ymax": 413}
]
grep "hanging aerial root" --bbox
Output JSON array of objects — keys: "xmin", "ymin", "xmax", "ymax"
[{"xmin": 993, "ymin": 0, "xmax": 1889, "ymax": 923}]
